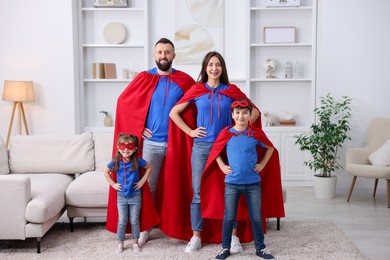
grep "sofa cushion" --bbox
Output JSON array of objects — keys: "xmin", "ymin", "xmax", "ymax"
[
  {"xmin": 93, "ymin": 132, "xmax": 114, "ymax": 171},
  {"xmin": 0, "ymin": 136, "xmax": 9, "ymax": 175},
  {"xmin": 9, "ymin": 132, "xmax": 94, "ymax": 174},
  {"xmin": 22, "ymin": 173, "xmax": 74, "ymax": 223},
  {"xmin": 368, "ymin": 139, "xmax": 390, "ymax": 166},
  {"xmin": 66, "ymin": 171, "xmax": 109, "ymax": 207}
]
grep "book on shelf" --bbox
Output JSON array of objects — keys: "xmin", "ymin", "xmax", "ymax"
[{"xmin": 91, "ymin": 63, "xmax": 116, "ymax": 79}]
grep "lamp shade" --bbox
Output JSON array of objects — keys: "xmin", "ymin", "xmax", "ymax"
[{"xmin": 2, "ymin": 80, "xmax": 35, "ymax": 102}]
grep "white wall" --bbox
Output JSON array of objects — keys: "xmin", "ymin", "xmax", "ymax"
[
  {"xmin": 317, "ymin": 0, "xmax": 390, "ymax": 190},
  {"xmin": 0, "ymin": 0, "xmax": 77, "ymax": 135},
  {"xmin": 0, "ymin": 0, "xmax": 389, "ymax": 191}
]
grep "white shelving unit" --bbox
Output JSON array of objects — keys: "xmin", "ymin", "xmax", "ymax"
[
  {"xmin": 75, "ymin": 0, "xmax": 149, "ymax": 133},
  {"xmin": 247, "ymin": 0, "xmax": 317, "ymax": 184}
]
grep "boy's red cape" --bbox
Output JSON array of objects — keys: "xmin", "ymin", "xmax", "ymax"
[
  {"xmin": 200, "ymin": 126, "xmax": 285, "ymax": 243},
  {"xmin": 106, "ymin": 70, "xmax": 195, "ymax": 233},
  {"xmin": 158, "ymin": 83, "xmax": 282, "ymax": 243}
]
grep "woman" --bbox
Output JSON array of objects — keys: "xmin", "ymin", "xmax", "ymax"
[{"xmin": 169, "ymin": 51, "xmax": 259, "ymax": 253}]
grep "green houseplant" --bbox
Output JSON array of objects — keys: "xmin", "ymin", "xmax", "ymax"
[{"xmin": 295, "ymin": 93, "xmax": 352, "ymax": 178}]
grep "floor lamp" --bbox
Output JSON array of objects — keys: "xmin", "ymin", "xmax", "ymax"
[{"xmin": 2, "ymin": 80, "xmax": 35, "ymax": 148}]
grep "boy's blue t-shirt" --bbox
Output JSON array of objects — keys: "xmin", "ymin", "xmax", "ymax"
[
  {"xmin": 225, "ymin": 128, "xmax": 266, "ymax": 184},
  {"xmin": 191, "ymin": 83, "xmax": 234, "ymax": 142},
  {"xmin": 107, "ymin": 157, "xmax": 147, "ymax": 196},
  {"xmin": 145, "ymin": 68, "xmax": 185, "ymax": 142}
]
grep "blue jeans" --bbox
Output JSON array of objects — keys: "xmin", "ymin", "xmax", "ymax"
[
  {"xmin": 142, "ymin": 139, "xmax": 167, "ymax": 200},
  {"xmin": 190, "ymin": 141, "xmax": 213, "ymax": 231},
  {"xmin": 117, "ymin": 193, "xmax": 141, "ymax": 241},
  {"xmin": 222, "ymin": 182, "xmax": 265, "ymax": 251}
]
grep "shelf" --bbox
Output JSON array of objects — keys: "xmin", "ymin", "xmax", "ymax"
[
  {"xmin": 76, "ymin": 0, "xmax": 149, "ymax": 132},
  {"xmin": 84, "ymin": 126, "xmax": 114, "ymax": 133},
  {"xmin": 83, "ymin": 44, "xmax": 144, "ymax": 48},
  {"xmin": 84, "ymin": 79, "xmax": 133, "ymax": 83},
  {"xmin": 250, "ymin": 78, "xmax": 312, "ymax": 82},
  {"xmin": 264, "ymin": 126, "xmax": 310, "ymax": 132},
  {"xmin": 251, "ymin": 43, "xmax": 312, "ymax": 47},
  {"xmin": 250, "ymin": 7, "xmax": 312, "ymax": 11},
  {"xmin": 82, "ymin": 8, "xmax": 143, "ymax": 11}
]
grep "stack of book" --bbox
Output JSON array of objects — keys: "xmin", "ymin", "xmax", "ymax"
[{"xmin": 91, "ymin": 63, "xmax": 117, "ymax": 79}]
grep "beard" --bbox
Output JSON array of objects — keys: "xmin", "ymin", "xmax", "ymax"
[{"xmin": 155, "ymin": 58, "xmax": 173, "ymax": 72}]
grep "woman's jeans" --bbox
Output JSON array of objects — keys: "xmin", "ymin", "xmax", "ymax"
[
  {"xmin": 222, "ymin": 182, "xmax": 265, "ymax": 250},
  {"xmin": 142, "ymin": 139, "xmax": 167, "ymax": 200},
  {"xmin": 190, "ymin": 141, "xmax": 213, "ymax": 231},
  {"xmin": 117, "ymin": 193, "xmax": 141, "ymax": 241}
]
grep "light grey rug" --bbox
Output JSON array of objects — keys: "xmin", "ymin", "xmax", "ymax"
[{"xmin": 0, "ymin": 221, "xmax": 367, "ymax": 260}]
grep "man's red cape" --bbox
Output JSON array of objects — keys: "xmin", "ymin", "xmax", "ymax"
[
  {"xmin": 159, "ymin": 83, "xmax": 270, "ymax": 243},
  {"xmin": 106, "ymin": 70, "xmax": 195, "ymax": 233},
  {"xmin": 200, "ymin": 126, "xmax": 285, "ymax": 243}
]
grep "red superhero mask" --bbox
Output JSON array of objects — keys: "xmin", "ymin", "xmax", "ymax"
[
  {"xmin": 231, "ymin": 99, "xmax": 250, "ymax": 109},
  {"xmin": 118, "ymin": 143, "xmax": 136, "ymax": 151}
]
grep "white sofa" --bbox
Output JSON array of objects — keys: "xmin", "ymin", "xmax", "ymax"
[{"xmin": 0, "ymin": 132, "xmax": 113, "ymax": 253}]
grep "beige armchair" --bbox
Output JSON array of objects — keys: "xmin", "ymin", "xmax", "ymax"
[{"xmin": 346, "ymin": 117, "xmax": 390, "ymax": 207}]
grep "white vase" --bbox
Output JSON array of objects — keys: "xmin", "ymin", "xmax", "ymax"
[
  {"xmin": 313, "ymin": 175, "xmax": 337, "ymax": 199},
  {"xmin": 103, "ymin": 115, "xmax": 113, "ymax": 127}
]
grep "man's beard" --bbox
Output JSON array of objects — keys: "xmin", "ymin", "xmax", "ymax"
[{"xmin": 156, "ymin": 59, "xmax": 173, "ymax": 72}]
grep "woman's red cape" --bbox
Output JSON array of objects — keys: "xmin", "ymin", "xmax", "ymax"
[{"xmin": 106, "ymin": 70, "xmax": 195, "ymax": 233}]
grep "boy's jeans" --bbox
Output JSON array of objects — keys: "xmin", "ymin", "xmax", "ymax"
[
  {"xmin": 117, "ymin": 193, "xmax": 141, "ymax": 241},
  {"xmin": 222, "ymin": 182, "xmax": 265, "ymax": 250}
]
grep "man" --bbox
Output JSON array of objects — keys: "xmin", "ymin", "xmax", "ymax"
[{"xmin": 106, "ymin": 38, "xmax": 196, "ymax": 245}]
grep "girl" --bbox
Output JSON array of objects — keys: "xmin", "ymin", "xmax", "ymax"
[{"xmin": 103, "ymin": 133, "xmax": 152, "ymax": 253}]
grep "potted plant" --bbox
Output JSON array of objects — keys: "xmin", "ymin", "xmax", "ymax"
[{"xmin": 295, "ymin": 93, "xmax": 352, "ymax": 198}]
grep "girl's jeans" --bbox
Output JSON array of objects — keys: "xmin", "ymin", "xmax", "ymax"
[
  {"xmin": 222, "ymin": 182, "xmax": 265, "ymax": 250},
  {"xmin": 117, "ymin": 192, "xmax": 141, "ymax": 241}
]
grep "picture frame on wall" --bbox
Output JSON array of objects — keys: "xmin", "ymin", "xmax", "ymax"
[{"xmin": 264, "ymin": 27, "xmax": 296, "ymax": 43}]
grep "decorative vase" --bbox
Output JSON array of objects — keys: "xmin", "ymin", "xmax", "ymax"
[
  {"xmin": 313, "ymin": 175, "xmax": 337, "ymax": 199},
  {"xmin": 104, "ymin": 115, "xmax": 113, "ymax": 127}
]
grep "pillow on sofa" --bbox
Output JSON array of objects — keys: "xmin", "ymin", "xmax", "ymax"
[
  {"xmin": 9, "ymin": 132, "xmax": 94, "ymax": 174},
  {"xmin": 0, "ymin": 136, "xmax": 9, "ymax": 174},
  {"xmin": 368, "ymin": 139, "xmax": 390, "ymax": 166},
  {"xmin": 93, "ymin": 132, "xmax": 114, "ymax": 171}
]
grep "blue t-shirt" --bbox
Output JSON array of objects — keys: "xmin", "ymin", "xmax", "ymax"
[
  {"xmin": 107, "ymin": 158, "xmax": 147, "ymax": 196},
  {"xmin": 225, "ymin": 128, "xmax": 265, "ymax": 184},
  {"xmin": 145, "ymin": 68, "xmax": 185, "ymax": 142},
  {"xmin": 192, "ymin": 83, "xmax": 234, "ymax": 142}
]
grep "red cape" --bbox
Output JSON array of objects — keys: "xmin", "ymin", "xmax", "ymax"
[
  {"xmin": 159, "ymin": 83, "xmax": 265, "ymax": 242},
  {"xmin": 200, "ymin": 126, "xmax": 285, "ymax": 243},
  {"xmin": 106, "ymin": 70, "xmax": 195, "ymax": 233}
]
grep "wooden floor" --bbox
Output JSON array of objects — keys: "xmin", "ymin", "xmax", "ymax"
[{"xmin": 283, "ymin": 186, "xmax": 390, "ymax": 260}]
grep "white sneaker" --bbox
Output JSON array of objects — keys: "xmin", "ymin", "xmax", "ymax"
[
  {"xmin": 230, "ymin": 235, "xmax": 244, "ymax": 253},
  {"xmin": 139, "ymin": 230, "xmax": 150, "ymax": 246},
  {"xmin": 116, "ymin": 242, "xmax": 124, "ymax": 253},
  {"xmin": 133, "ymin": 243, "xmax": 142, "ymax": 253},
  {"xmin": 184, "ymin": 235, "xmax": 202, "ymax": 253}
]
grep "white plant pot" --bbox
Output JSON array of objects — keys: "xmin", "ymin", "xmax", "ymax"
[{"xmin": 313, "ymin": 175, "xmax": 337, "ymax": 199}]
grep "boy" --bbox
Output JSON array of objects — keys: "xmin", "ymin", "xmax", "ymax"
[{"xmin": 213, "ymin": 98, "xmax": 276, "ymax": 259}]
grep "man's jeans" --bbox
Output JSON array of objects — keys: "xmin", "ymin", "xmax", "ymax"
[
  {"xmin": 142, "ymin": 139, "xmax": 167, "ymax": 200},
  {"xmin": 221, "ymin": 182, "xmax": 265, "ymax": 250},
  {"xmin": 117, "ymin": 193, "xmax": 141, "ymax": 241},
  {"xmin": 190, "ymin": 141, "xmax": 213, "ymax": 231}
]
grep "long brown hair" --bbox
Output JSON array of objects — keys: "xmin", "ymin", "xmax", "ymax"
[
  {"xmin": 197, "ymin": 51, "xmax": 230, "ymax": 84},
  {"xmin": 112, "ymin": 133, "xmax": 139, "ymax": 172}
]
